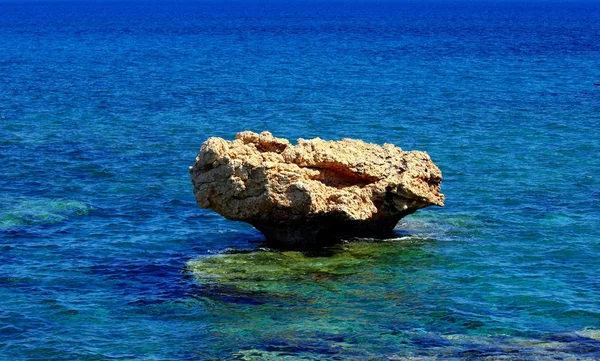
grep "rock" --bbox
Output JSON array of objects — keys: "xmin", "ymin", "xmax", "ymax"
[{"xmin": 190, "ymin": 131, "xmax": 444, "ymax": 249}]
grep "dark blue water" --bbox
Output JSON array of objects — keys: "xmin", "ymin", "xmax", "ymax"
[{"xmin": 1, "ymin": 1, "xmax": 600, "ymax": 359}]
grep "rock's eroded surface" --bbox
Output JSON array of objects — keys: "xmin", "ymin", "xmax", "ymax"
[{"xmin": 190, "ymin": 131, "xmax": 444, "ymax": 249}]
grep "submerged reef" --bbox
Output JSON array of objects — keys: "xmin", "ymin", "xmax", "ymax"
[
  {"xmin": 190, "ymin": 131, "xmax": 444, "ymax": 249},
  {"xmin": 189, "ymin": 239, "xmax": 600, "ymax": 361},
  {"xmin": 188, "ymin": 239, "xmax": 421, "ymax": 293}
]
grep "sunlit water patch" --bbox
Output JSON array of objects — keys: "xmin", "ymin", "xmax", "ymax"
[{"xmin": 0, "ymin": 198, "xmax": 92, "ymax": 228}]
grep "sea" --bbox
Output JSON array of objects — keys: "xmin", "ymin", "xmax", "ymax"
[{"xmin": 1, "ymin": 0, "xmax": 599, "ymax": 360}]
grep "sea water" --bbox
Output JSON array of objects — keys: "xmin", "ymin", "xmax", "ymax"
[{"xmin": 1, "ymin": 1, "xmax": 599, "ymax": 359}]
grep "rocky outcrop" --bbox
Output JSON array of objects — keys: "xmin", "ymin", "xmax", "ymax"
[{"xmin": 190, "ymin": 131, "xmax": 444, "ymax": 250}]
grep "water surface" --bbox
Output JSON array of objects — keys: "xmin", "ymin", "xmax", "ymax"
[{"xmin": 1, "ymin": 1, "xmax": 599, "ymax": 359}]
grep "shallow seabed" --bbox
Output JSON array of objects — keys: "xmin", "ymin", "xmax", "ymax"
[
  {"xmin": 188, "ymin": 222, "xmax": 600, "ymax": 360},
  {"xmin": 1, "ymin": 0, "xmax": 600, "ymax": 360}
]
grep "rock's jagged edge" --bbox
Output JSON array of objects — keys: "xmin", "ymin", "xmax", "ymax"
[{"xmin": 190, "ymin": 131, "xmax": 444, "ymax": 250}]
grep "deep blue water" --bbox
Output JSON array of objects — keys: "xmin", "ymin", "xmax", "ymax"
[{"xmin": 1, "ymin": 1, "xmax": 600, "ymax": 359}]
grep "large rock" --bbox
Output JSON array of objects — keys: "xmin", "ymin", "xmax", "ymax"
[{"xmin": 190, "ymin": 131, "xmax": 444, "ymax": 249}]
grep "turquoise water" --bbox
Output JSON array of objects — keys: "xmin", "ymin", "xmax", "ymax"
[{"xmin": 1, "ymin": 1, "xmax": 600, "ymax": 359}]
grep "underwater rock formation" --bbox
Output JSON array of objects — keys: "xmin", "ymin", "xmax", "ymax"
[{"xmin": 190, "ymin": 131, "xmax": 444, "ymax": 249}]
